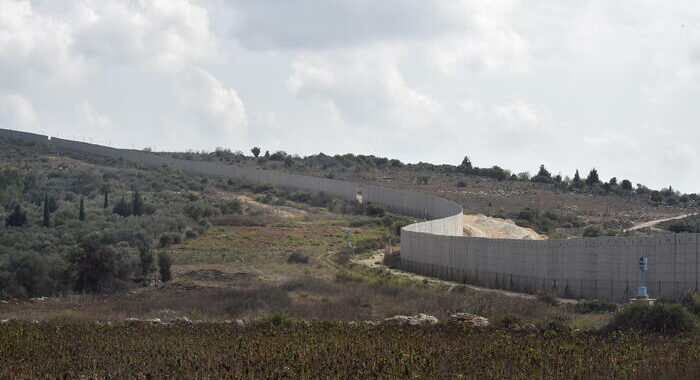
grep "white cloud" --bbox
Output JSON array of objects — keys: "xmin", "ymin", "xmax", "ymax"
[
  {"xmin": 0, "ymin": 0, "xmax": 81, "ymax": 86},
  {"xmin": 0, "ymin": 0, "xmax": 216, "ymax": 88},
  {"xmin": 70, "ymin": 0, "xmax": 216, "ymax": 71},
  {"xmin": 0, "ymin": 93, "xmax": 36, "ymax": 126},
  {"xmin": 431, "ymin": 1, "xmax": 529, "ymax": 74},
  {"xmin": 181, "ymin": 69, "xmax": 247, "ymax": 138},
  {"xmin": 287, "ymin": 47, "xmax": 437, "ymax": 130},
  {"xmin": 77, "ymin": 100, "xmax": 111, "ymax": 129}
]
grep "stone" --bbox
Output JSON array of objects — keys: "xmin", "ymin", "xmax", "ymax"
[
  {"xmin": 448, "ymin": 313, "xmax": 490, "ymax": 327},
  {"xmin": 383, "ymin": 313, "xmax": 438, "ymax": 326}
]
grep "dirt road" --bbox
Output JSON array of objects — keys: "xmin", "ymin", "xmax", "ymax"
[{"xmin": 624, "ymin": 213, "xmax": 697, "ymax": 232}]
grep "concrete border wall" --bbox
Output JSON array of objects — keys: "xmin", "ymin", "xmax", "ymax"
[{"xmin": 2, "ymin": 129, "xmax": 698, "ymax": 302}]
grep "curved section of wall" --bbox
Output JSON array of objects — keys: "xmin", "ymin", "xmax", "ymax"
[{"xmin": 2, "ymin": 129, "xmax": 698, "ymax": 302}]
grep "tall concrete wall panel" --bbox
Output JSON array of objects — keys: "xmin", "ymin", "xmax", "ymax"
[
  {"xmin": 0, "ymin": 129, "xmax": 49, "ymax": 143},
  {"xmin": 4, "ymin": 128, "xmax": 699, "ymax": 302}
]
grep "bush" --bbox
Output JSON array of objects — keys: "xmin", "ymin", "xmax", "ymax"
[
  {"xmin": 365, "ymin": 202, "xmax": 385, "ymax": 217},
  {"xmin": 5, "ymin": 203, "xmax": 27, "ymax": 227},
  {"xmin": 158, "ymin": 253, "xmax": 172, "ymax": 282},
  {"xmin": 536, "ymin": 292, "xmax": 559, "ymax": 306},
  {"xmin": 606, "ymin": 303, "xmax": 695, "ymax": 335},
  {"xmin": 567, "ymin": 300, "xmax": 618, "ymax": 314},
  {"xmin": 159, "ymin": 232, "xmax": 182, "ymax": 248},
  {"xmin": 495, "ymin": 315, "xmax": 524, "ymax": 329},
  {"xmin": 682, "ymin": 293, "xmax": 700, "ymax": 316},
  {"xmin": 69, "ymin": 237, "xmax": 137, "ymax": 293},
  {"xmin": 287, "ymin": 252, "xmax": 309, "ymax": 264},
  {"xmin": 582, "ymin": 226, "xmax": 602, "ymax": 237}
]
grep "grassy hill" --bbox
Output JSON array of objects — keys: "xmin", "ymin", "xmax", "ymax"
[{"xmin": 3, "ymin": 137, "xmax": 700, "ymax": 379}]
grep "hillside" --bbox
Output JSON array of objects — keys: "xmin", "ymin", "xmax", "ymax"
[
  {"xmin": 3, "ymin": 136, "xmax": 700, "ymax": 379},
  {"xmin": 164, "ymin": 149, "xmax": 700, "ymax": 237}
]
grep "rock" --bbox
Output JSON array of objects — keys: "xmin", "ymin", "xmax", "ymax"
[
  {"xmin": 145, "ymin": 318, "xmax": 162, "ymax": 324},
  {"xmin": 30, "ymin": 297, "xmax": 47, "ymax": 302},
  {"xmin": 363, "ymin": 320, "xmax": 378, "ymax": 326},
  {"xmin": 0, "ymin": 319, "xmax": 10, "ymax": 324},
  {"xmin": 383, "ymin": 313, "xmax": 438, "ymax": 326},
  {"xmin": 448, "ymin": 313, "xmax": 490, "ymax": 328},
  {"xmin": 125, "ymin": 318, "xmax": 141, "ymax": 322}
]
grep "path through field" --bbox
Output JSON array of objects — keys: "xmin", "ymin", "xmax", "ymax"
[{"xmin": 624, "ymin": 213, "xmax": 698, "ymax": 232}]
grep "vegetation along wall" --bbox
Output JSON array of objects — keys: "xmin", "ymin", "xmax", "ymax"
[{"xmin": 2, "ymin": 128, "xmax": 698, "ymax": 302}]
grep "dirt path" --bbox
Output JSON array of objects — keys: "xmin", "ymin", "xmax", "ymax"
[
  {"xmin": 352, "ymin": 251, "xmax": 576, "ymax": 303},
  {"xmin": 624, "ymin": 213, "xmax": 698, "ymax": 232}
]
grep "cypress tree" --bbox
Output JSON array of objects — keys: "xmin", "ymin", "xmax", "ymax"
[
  {"xmin": 132, "ymin": 191, "xmax": 143, "ymax": 216},
  {"xmin": 43, "ymin": 191, "xmax": 50, "ymax": 227},
  {"xmin": 113, "ymin": 196, "xmax": 132, "ymax": 217},
  {"xmin": 101, "ymin": 183, "xmax": 110, "ymax": 209},
  {"xmin": 79, "ymin": 197, "xmax": 85, "ymax": 221},
  {"xmin": 6, "ymin": 203, "xmax": 27, "ymax": 227}
]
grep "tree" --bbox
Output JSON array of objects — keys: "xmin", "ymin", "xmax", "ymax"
[
  {"xmin": 113, "ymin": 196, "xmax": 132, "ymax": 217},
  {"xmin": 573, "ymin": 170, "xmax": 582, "ymax": 186},
  {"xmin": 264, "ymin": 150, "xmax": 270, "ymax": 158},
  {"xmin": 158, "ymin": 253, "xmax": 172, "ymax": 282},
  {"xmin": 0, "ymin": 168, "xmax": 23, "ymax": 207},
  {"xmin": 586, "ymin": 168, "xmax": 600, "ymax": 186},
  {"xmin": 69, "ymin": 236, "xmax": 135, "ymax": 293},
  {"xmin": 460, "ymin": 156, "xmax": 473, "ymax": 171},
  {"xmin": 43, "ymin": 191, "xmax": 50, "ymax": 227},
  {"xmin": 132, "ymin": 191, "xmax": 143, "ymax": 216},
  {"xmin": 608, "ymin": 177, "xmax": 618, "ymax": 186},
  {"xmin": 621, "ymin": 179, "xmax": 633, "ymax": 191},
  {"xmin": 101, "ymin": 183, "xmax": 110, "ymax": 209},
  {"xmin": 5, "ymin": 203, "xmax": 27, "ymax": 227},
  {"xmin": 251, "ymin": 147, "xmax": 261, "ymax": 158},
  {"xmin": 137, "ymin": 240, "xmax": 154, "ymax": 277},
  {"xmin": 532, "ymin": 165, "xmax": 552, "ymax": 183},
  {"xmin": 79, "ymin": 197, "xmax": 85, "ymax": 221},
  {"xmin": 650, "ymin": 191, "xmax": 664, "ymax": 204}
]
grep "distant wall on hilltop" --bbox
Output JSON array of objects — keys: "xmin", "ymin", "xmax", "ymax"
[{"xmin": 2, "ymin": 128, "xmax": 698, "ymax": 302}]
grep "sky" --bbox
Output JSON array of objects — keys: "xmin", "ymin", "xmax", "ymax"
[{"xmin": 1, "ymin": 0, "xmax": 700, "ymax": 193}]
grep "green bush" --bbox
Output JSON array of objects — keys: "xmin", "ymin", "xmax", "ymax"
[
  {"xmin": 158, "ymin": 253, "xmax": 172, "ymax": 282},
  {"xmin": 567, "ymin": 300, "xmax": 618, "ymax": 314},
  {"xmin": 582, "ymin": 226, "xmax": 602, "ymax": 237},
  {"xmin": 682, "ymin": 293, "xmax": 700, "ymax": 316},
  {"xmin": 365, "ymin": 202, "xmax": 385, "ymax": 217},
  {"xmin": 287, "ymin": 252, "xmax": 310, "ymax": 264},
  {"xmin": 159, "ymin": 233, "xmax": 182, "ymax": 248},
  {"xmin": 606, "ymin": 303, "xmax": 695, "ymax": 335}
]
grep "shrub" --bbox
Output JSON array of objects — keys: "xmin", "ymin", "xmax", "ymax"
[
  {"xmin": 184, "ymin": 202, "xmax": 218, "ymax": 220},
  {"xmin": 495, "ymin": 314, "xmax": 524, "ymax": 329},
  {"xmin": 537, "ymin": 292, "xmax": 559, "ymax": 306},
  {"xmin": 158, "ymin": 253, "xmax": 172, "ymax": 282},
  {"xmin": 366, "ymin": 202, "xmax": 385, "ymax": 217},
  {"xmin": 606, "ymin": 303, "xmax": 695, "ymax": 335},
  {"xmin": 567, "ymin": 300, "xmax": 618, "ymax": 314},
  {"xmin": 69, "ymin": 237, "xmax": 137, "ymax": 293},
  {"xmin": 287, "ymin": 251, "xmax": 310, "ymax": 264},
  {"xmin": 159, "ymin": 233, "xmax": 182, "ymax": 248},
  {"xmin": 681, "ymin": 293, "xmax": 700, "ymax": 316},
  {"xmin": 582, "ymin": 226, "xmax": 602, "ymax": 237},
  {"xmin": 113, "ymin": 196, "xmax": 132, "ymax": 217},
  {"xmin": 5, "ymin": 203, "xmax": 27, "ymax": 227}
]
